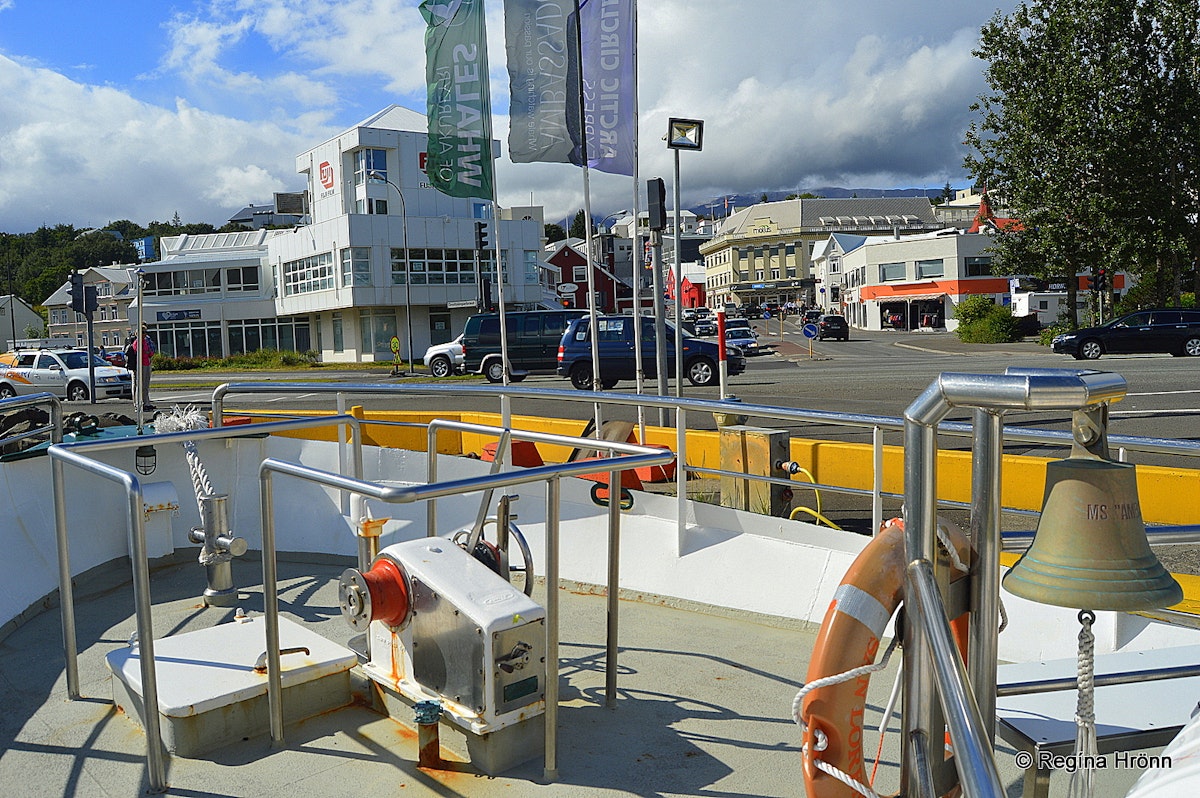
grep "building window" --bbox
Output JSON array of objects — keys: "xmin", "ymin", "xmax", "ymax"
[
  {"xmin": 965, "ymin": 256, "xmax": 992, "ymax": 277},
  {"xmin": 880, "ymin": 262, "xmax": 906, "ymax": 282},
  {"xmin": 574, "ymin": 264, "xmax": 587, "ymax": 282},
  {"xmin": 354, "ymin": 197, "xmax": 389, "ymax": 215},
  {"xmin": 916, "ymin": 259, "xmax": 944, "ymax": 278},
  {"xmin": 340, "ymin": 247, "xmax": 372, "ymax": 286},
  {"xmin": 354, "ymin": 148, "xmax": 387, "ymax": 185},
  {"xmin": 1038, "ymin": 300, "xmax": 1049, "ymax": 310},
  {"xmin": 398, "ymin": 248, "xmax": 475, "ymax": 286},
  {"xmin": 332, "ymin": 312, "xmax": 344, "ymax": 353},
  {"xmin": 153, "ymin": 320, "xmax": 222, "ymax": 359},
  {"xmin": 283, "ymin": 252, "xmax": 335, "ymax": 296},
  {"xmin": 228, "ymin": 317, "xmax": 310, "ymax": 355},
  {"xmin": 360, "ymin": 309, "xmax": 398, "ymax": 356},
  {"xmin": 390, "ymin": 248, "xmax": 409, "ymax": 284},
  {"xmin": 144, "ymin": 268, "xmax": 221, "ymax": 296},
  {"xmin": 226, "ymin": 266, "xmax": 260, "ymax": 292}
]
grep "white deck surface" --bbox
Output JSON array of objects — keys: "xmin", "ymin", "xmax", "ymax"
[{"xmin": 0, "ymin": 554, "xmax": 1171, "ymax": 797}]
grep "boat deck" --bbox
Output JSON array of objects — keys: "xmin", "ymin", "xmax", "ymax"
[{"xmin": 0, "ymin": 553, "xmax": 1159, "ymax": 797}]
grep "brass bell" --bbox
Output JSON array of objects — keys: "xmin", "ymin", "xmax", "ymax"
[{"xmin": 1003, "ymin": 457, "xmax": 1182, "ymax": 611}]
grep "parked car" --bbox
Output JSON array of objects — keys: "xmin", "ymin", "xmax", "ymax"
[
  {"xmin": 461, "ymin": 310, "xmax": 587, "ymax": 381},
  {"xmin": 102, "ymin": 349, "xmax": 127, "ymax": 369},
  {"xmin": 1052, "ymin": 309, "xmax": 1200, "ymax": 359},
  {"xmin": 681, "ymin": 308, "xmax": 698, "ymax": 323},
  {"xmin": 724, "ymin": 327, "xmax": 761, "ymax": 356},
  {"xmin": 557, "ymin": 315, "xmax": 745, "ymax": 390},
  {"xmin": 722, "ymin": 302, "xmax": 739, "ymax": 318},
  {"xmin": 423, "ymin": 335, "xmax": 464, "ymax": 377},
  {"xmin": 802, "ymin": 309, "xmax": 823, "ymax": 324},
  {"xmin": 0, "ymin": 348, "xmax": 133, "ymax": 401},
  {"xmin": 725, "ymin": 318, "xmax": 756, "ymax": 337},
  {"xmin": 816, "ymin": 314, "xmax": 850, "ymax": 341},
  {"xmin": 694, "ymin": 318, "xmax": 717, "ymax": 337}
]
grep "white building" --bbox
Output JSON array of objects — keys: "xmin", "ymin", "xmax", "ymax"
[
  {"xmin": 839, "ymin": 229, "xmax": 1006, "ymax": 331},
  {"xmin": 135, "ymin": 105, "xmax": 547, "ymax": 362}
]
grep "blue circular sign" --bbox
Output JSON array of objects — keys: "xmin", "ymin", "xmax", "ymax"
[
  {"xmin": 762, "ymin": 310, "xmax": 771, "ymax": 319},
  {"xmin": 802, "ymin": 323, "xmax": 819, "ymax": 339}
]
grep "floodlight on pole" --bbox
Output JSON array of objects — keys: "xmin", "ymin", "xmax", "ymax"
[
  {"xmin": 666, "ymin": 117, "xmax": 704, "ymax": 398},
  {"xmin": 368, "ymin": 171, "xmax": 414, "ymax": 374}
]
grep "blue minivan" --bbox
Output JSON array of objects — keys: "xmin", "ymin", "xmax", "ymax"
[{"xmin": 556, "ymin": 315, "xmax": 745, "ymax": 390}]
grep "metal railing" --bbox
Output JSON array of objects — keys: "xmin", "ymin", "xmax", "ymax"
[
  {"xmin": 211, "ymin": 379, "xmax": 1200, "ymax": 541},
  {"xmin": 0, "ymin": 392, "xmax": 63, "ymax": 452}
]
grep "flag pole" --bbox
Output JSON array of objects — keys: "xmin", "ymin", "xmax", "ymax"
[
  {"xmin": 574, "ymin": 0, "xmax": 604, "ymax": 438},
  {"xmin": 630, "ymin": 0, "xmax": 646, "ymax": 442}
]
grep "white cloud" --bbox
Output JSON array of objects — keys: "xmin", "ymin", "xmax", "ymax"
[
  {"xmin": 0, "ymin": 1, "xmax": 1019, "ymax": 231},
  {"xmin": 0, "ymin": 55, "xmax": 319, "ymax": 230}
]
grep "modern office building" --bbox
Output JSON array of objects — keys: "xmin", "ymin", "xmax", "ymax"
[{"xmin": 43, "ymin": 105, "xmax": 550, "ymax": 363}]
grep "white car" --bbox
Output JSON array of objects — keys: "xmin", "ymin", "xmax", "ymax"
[
  {"xmin": 0, "ymin": 348, "xmax": 133, "ymax": 401},
  {"xmin": 724, "ymin": 328, "xmax": 761, "ymax": 355},
  {"xmin": 423, "ymin": 335, "xmax": 464, "ymax": 378}
]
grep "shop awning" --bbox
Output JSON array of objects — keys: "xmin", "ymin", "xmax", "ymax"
[{"xmin": 889, "ymin": 293, "xmax": 946, "ymax": 302}]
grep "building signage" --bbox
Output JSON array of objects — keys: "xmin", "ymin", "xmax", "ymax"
[
  {"xmin": 319, "ymin": 161, "xmax": 334, "ymax": 189},
  {"xmin": 558, "ymin": 282, "xmax": 579, "ymax": 294},
  {"xmin": 446, "ymin": 299, "xmax": 478, "ymax": 308},
  {"xmin": 157, "ymin": 309, "xmax": 201, "ymax": 321}
]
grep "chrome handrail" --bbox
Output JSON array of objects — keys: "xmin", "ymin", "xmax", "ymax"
[
  {"xmin": 0, "ymin": 392, "xmax": 63, "ymax": 451},
  {"xmin": 48, "ymin": 413, "xmax": 364, "ymax": 794},
  {"xmin": 257, "ymin": 436, "xmax": 674, "ymax": 781}
]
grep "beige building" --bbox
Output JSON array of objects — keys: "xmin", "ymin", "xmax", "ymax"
[
  {"xmin": 700, "ymin": 197, "xmax": 940, "ymax": 308},
  {"xmin": 44, "ymin": 267, "xmax": 137, "ymax": 352}
]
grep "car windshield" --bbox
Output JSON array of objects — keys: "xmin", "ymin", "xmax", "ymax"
[{"xmin": 60, "ymin": 352, "xmax": 97, "ymax": 369}]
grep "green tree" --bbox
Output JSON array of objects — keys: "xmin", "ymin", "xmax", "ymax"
[
  {"xmin": 544, "ymin": 223, "xmax": 567, "ymax": 244},
  {"xmin": 965, "ymin": 0, "xmax": 1200, "ymax": 325},
  {"xmin": 568, "ymin": 210, "xmax": 588, "ymax": 239}
]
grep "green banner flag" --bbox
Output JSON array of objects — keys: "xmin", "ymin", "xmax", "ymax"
[{"xmin": 421, "ymin": 0, "xmax": 495, "ymax": 200}]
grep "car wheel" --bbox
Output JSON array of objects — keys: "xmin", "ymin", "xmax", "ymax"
[
  {"xmin": 484, "ymin": 360, "xmax": 506, "ymax": 383},
  {"xmin": 1079, "ymin": 339, "xmax": 1104, "ymax": 360},
  {"xmin": 429, "ymin": 355, "xmax": 452, "ymax": 378},
  {"xmin": 68, "ymin": 382, "xmax": 89, "ymax": 401},
  {"xmin": 1184, "ymin": 337, "xmax": 1200, "ymax": 357},
  {"xmin": 601, "ymin": 379, "xmax": 618, "ymax": 390},
  {"xmin": 687, "ymin": 357, "xmax": 716, "ymax": 386},
  {"xmin": 510, "ymin": 373, "xmax": 527, "ymax": 383},
  {"xmin": 842, "ymin": 335, "xmax": 850, "ymax": 341},
  {"xmin": 0, "ymin": 384, "xmax": 15, "ymax": 399},
  {"xmin": 570, "ymin": 363, "xmax": 593, "ymax": 390}
]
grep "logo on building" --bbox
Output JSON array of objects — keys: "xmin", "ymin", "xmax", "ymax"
[{"xmin": 319, "ymin": 161, "xmax": 334, "ymax": 189}]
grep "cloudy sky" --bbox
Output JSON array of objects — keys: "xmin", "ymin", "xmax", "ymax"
[{"xmin": 0, "ymin": 0, "xmax": 1017, "ymax": 233}]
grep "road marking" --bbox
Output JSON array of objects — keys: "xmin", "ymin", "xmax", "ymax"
[
  {"xmin": 1111, "ymin": 408, "xmax": 1200, "ymax": 417},
  {"xmin": 265, "ymin": 393, "xmax": 320, "ymax": 402},
  {"xmin": 1127, "ymin": 390, "xmax": 1200, "ymax": 397}
]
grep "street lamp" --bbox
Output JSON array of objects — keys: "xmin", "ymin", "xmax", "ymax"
[
  {"xmin": 367, "ymin": 171, "xmax": 413, "ymax": 374},
  {"xmin": 666, "ymin": 118, "xmax": 704, "ymax": 397}
]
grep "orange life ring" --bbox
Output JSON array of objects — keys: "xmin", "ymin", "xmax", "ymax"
[{"xmin": 799, "ymin": 517, "xmax": 971, "ymax": 797}]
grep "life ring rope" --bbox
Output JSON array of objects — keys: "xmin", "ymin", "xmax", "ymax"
[
  {"xmin": 792, "ymin": 636, "xmax": 900, "ymax": 798},
  {"xmin": 796, "ymin": 517, "xmax": 977, "ymax": 798}
]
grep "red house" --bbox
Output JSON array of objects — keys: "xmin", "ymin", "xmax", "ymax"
[{"xmin": 545, "ymin": 241, "xmax": 633, "ymax": 312}]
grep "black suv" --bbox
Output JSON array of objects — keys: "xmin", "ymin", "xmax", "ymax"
[
  {"xmin": 1051, "ymin": 309, "xmax": 1200, "ymax": 359},
  {"xmin": 461, "ymin": 310, "xmax": 587, "ymax": 381},
  {"xmin": 816, "ymin": 314, "xmax": 850, "ymax": 341},
  {"xmin": 556, "ymin": 315, "xmax": 745, "ymax": 390}
]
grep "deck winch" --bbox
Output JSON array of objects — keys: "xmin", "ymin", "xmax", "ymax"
[{"xmin": 338, "ymin": 536, "xmax": 546, "ymax": 775}]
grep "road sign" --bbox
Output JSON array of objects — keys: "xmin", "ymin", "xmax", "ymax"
[
  {"xmin": 558, "ymin": 282, "xmax": 578, "ymax": 294},
  {"xmin": 446, "ymin": 299, "xmax": 477, "ymax": 308},
  {"xmin": 390, "ymin": 336, "xmax": 400, "ymax": 353},
  {"xmin": 802, "ymin": 323, "xmax": 819, "ymax": 339},
  {"xmin": 762, "ymin": 310, "xmax": 771, "ymax": 319}
]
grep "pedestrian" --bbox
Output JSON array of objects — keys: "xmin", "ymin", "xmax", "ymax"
[{"xmin": 129, "ymin": 325, "xmax": 156, "ymax": 410}]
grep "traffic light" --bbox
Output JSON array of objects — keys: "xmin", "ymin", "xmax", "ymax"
[
  {"xmin": 647, "ymin": 178, "xmax": 667, "ymax": 230},
  {"xmin": 68, "ymin": 272, "xmax": 84, "ymax": 313},
  {"xmin": 1095, "ymin": 268, "xmax": 1107, "ymax": 292},
  {"xmin": 474, "ymin": 221, "xmax": 490, "ymax": 250},
  {"xmin": 561, "ymin": 297, "xmax": 573, "ymax": 308}
]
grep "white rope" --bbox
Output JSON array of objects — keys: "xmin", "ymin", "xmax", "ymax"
[
  {"xmin": 1067, "ymin": 609, "xmax": 1098, "ymax": 798},
  {"xmin": 793, "ymin": 636, "xmax": 899, "ymax": 798}
]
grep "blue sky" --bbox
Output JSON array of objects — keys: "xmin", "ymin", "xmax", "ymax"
[{"xmin": 0, "ymin": 0, "xmax": 1017, "ymax": 233}]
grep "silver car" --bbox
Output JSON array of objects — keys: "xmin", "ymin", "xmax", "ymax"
[{"xmin": 423, "ymin": 335, "xmax": 464, "ymax": 377}]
